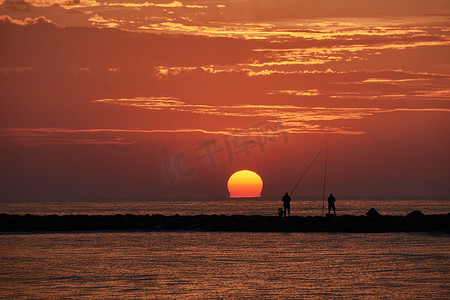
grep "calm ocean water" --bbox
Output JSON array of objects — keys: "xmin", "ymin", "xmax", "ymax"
[
  {"xmin": 1, "ymin": 197, "xmax": 449, "ymax": 299},
  {"xmin": 1, "ymin": 232, "xmax": 449, "ymax": 299},
  {"xmin": 1, "ymin": 196, "xmax": 449, "ymax": 216}
]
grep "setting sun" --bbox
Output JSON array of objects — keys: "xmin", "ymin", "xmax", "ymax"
[{"xmin": 227, "ymin": 170, "xmax": 263, "ymax": 198}]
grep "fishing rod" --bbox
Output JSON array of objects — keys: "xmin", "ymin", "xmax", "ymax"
[
  {"xmin": 321, "ymin": 138, "xmax": 329, "ymax": 216},
  {"xmin": 290, "ymin": 142, "xmax": 328, "ymax": 196}
]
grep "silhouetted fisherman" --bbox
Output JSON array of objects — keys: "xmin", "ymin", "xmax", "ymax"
[
  {"xmin": 282, "ymin": 192, "xmax": 291, "ymax": 217},
  {"xmin": 328, "ymin": 193, "xmax": 336, "ymax": 215}
]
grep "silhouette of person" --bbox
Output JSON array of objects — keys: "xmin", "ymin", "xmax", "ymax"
[
  {"xmin": 282, "ymin": 192, "xmax": 291, "ymax": 216},
  {"xmin": 328, "ymin": 193, "xmax": 336, "ymax": 215}
]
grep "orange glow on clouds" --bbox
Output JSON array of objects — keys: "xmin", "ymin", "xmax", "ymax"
[
  {"xmin": 1, "ymin": 0, "xmax": 449, "ymax": 199},
  {"xmin": 227, "ymin": 170, "xmax": 263, "ymax": 198}
]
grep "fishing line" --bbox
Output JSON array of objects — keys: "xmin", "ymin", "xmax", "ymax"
[{"xmin": 290, "ymin": 142, "xmax": 327, "ymax": 196}]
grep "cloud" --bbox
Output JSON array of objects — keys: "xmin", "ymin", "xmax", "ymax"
[
  {"xmin": 0, "ymin": 128, "xmax": 136, "ymax": 146},
  {"xmin": 138, "ymin": 21, "xmax": 279, "ymax": 39},
  {"xmin": 88, "ymin": 14, "xmax": 123, "ymax": 28},
  {"xmin": 1, "ymin": 0, "xmax": 31, "ymax": 11},
  {"xmin": 0, "ymin": 127, "xmax": 265, "ymax": 147},
  {"xmin": 133, "ymin": 15, "xmax": 450, "ymax": 45},
  {"xmin": 0, "ymin": 0, "xmax": 101, "ymax": 8},
  {"xmin": 7, "ymin": 102, "xmax": 448, "ymax": 146},
  {"xmin": 242, "ymin": 68, "xmax": 335, "ymax": 76},
  {"xmin": 12, "ymin": 137, "xmax": 134, "ymax": 146},
  {"xmin": 246, "ymin": 37, "xmax": 450, "ymax": 68},
  {"xmin": 150, "ymin": 66, "xmax": 450, "ymax": 103},
  {"xmin": 0, "ymin": 20, "xmax": 256, "ymax": 68},
  {"xmin": 267, "ymin": 89, "xmax": 320, "ymax": 96},
  {"xmin": 154, "ymin": 65, "xmax": 237, "ymax": 77},
  {"xmin": 91, "ymin": 97, "xmax": 385, "ymax": 135},
  {"xmin": 106, "ymin": 1, "xmax": 182, "ymax": 8},
  {"xmin": 362, "ymin": 78, "xmax": 430, "ymax": 83},
  {"xmin": 0, "ymin": 66, "xmax": 34, "ymax": 73},
  {"xmin": 91, "ymin": 95, "xmax": 450, "ymax": 136},
  {"xmin": 129, "ymin": 17, "xmax": 450, "ymax": 73},
  {"xmin": 0, "ymin": 127, "xmax": 235, "ymax": 136},
  {"xmin": 185, "ymin": 4, "xmax": 207, "ymax": 9},
  {"xmin": 0, "ymin": 14, "xmax": 60, "ymax": 26}
]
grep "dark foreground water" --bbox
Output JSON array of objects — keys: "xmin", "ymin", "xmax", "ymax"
[{"xmin": 1, "ymin": 232, "xmax": 449, "ymax": 299}]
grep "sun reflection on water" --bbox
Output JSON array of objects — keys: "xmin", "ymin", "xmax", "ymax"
[{"xmin": 0, "ymin": 232, "xmax": 448, "ymax": 298}]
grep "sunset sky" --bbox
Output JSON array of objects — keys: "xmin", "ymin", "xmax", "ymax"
[{"xmin": 1, "ymin": 0, "xmax": 449, "ymax": 200}]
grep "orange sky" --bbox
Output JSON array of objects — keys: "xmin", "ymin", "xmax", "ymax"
[{"xmin": 0, "ymin": 0, "xmax": 449, "ymax": 200}]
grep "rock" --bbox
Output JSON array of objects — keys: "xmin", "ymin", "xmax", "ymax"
[
  {"xmin": 406, "ymin": 210, "xmax": 425, "ymax": 218},
  {"xmin": 366, "ymin": 208, "xmax": 380, "ymax": 217},
  {"xmin": 404, "ymin": 210, "xmax": 426, "ymax": 229}
]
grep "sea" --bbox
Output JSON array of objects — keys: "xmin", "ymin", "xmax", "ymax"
[
  {"xmin": 1, "ymin": 195, "xmax": 449, "ymax": 216},
  {"xmin": 1, "ymin": 196, "xmax": 449, "ymax": 299}
]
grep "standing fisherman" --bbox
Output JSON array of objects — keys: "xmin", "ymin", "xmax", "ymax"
[
  {"xmin": 328, "ymin": 193, "xmax": 336, "ymax": 215},
  {"xmin": 282, "ymin": 192, "xmax": 291, "ymax": 217}
]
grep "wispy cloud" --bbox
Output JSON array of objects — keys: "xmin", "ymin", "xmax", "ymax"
[
  {"xmin": 107, "ymin": 1, "xmax": 183, "ymax": 8},
  {"xmin": 138, "ymin": 21, "xmax": 277, "ymax": 39},
  {"xmin": 0, "ymin": 128, "xmax": 136, "ymax": 146},
  {"xmin": 0, "ymin": 66, "xmax": 34, "ymax": 73},
  {"xmin": 88, "ymin": 14, "xmax": 123, "ymax": 28},
  {"xmin": 5, "ymin": 101, "xmax": 448, "ymax": 146},
  {"xmin": 0, "ymin": 0, "xmax": 101, "ymax": 8},
  {"xmin": 0, "ymin": 127, "xmax": 284, "ymax": 146},
  {"xmin": 93, "ymin": 96, "xmax": 377, "ymax": 121},
  {"xmin": 0, "ymin": 0, "xmax": 185, "ymax": 9},
  {"xmin": 246, "ymin": 38, "xmax": 450, "ymax": 67},
  {"xmin": 185, "ymin": 4, "xmax": 207, "ymax": 9},
  {"xmin": 93, "ymin": 97, "xmax": 425, "ymax": 135},
  {"xmin": 0, "ymin": 128, "xmax": 231, "ymax": 135},
  {"xmin": 134, "ymin": 16, "xmax": 450, "ymax": 44},
  {"xmin": 150, "ymin": 66, "xmax": 450, "ymax": 103},
  {"xmin": 267, "ymin": 89, "xmax": 320, "ymax": 96},
  {"xmin": 0, "ymin": 14, "xmax": 60, "ymax": 26}
]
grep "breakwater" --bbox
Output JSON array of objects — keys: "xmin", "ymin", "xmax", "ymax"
[{"xmin": 1, "ymin": 211, "xmax": 449, "ymax": 233}]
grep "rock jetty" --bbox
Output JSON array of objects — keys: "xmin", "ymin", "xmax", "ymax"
[{"xmin": 0, "ymin": 211, "xmax": 449, "ymax": 233}]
